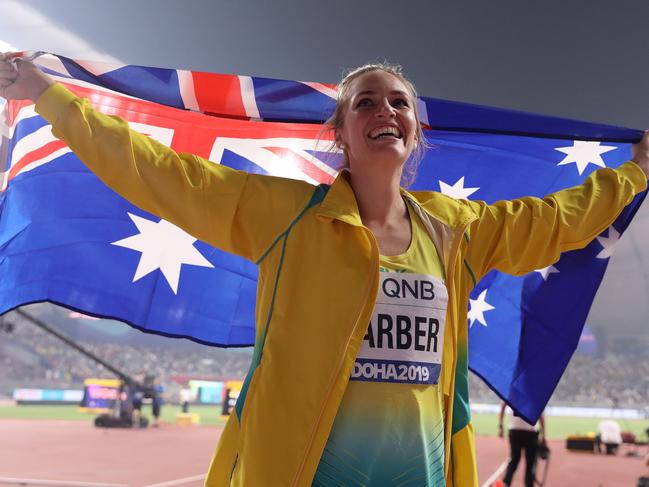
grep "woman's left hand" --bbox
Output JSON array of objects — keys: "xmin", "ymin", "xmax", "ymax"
[{"xmin": 631, "ymin": 130, "xmax": 649, "ymax": 178}]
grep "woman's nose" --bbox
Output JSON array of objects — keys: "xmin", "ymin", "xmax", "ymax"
[{"xmin": 375, "ymin": 99, "xmax": 395, "ymax": 118}]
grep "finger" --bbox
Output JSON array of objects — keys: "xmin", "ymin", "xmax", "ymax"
[
  {"xmin": 0, "ymin": 52, "xmax": 19, "ymax": 63},
  {"xmin": 0, "ymin": 69, "xmax": 18, "ymax": 82},
  {"xmin": 0, "ymin": 63, "xmax": 17, "ymax": 75},
  {"xmin": 14, "ymin": 58, "xmax": 36, "ymax": 70},
  {"xmin": 0, "ymin": 70, "xmax": 15, "ymax": 80},
  {"xmin": 3, "ymin": 52, "xmax": 25, "ymax": 62},
  {"xmin": 0, "ymin": 59, "xmax": 17, "ymax": 70}
]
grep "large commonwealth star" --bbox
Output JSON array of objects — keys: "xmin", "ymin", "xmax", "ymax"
[{"xmin": 112, "ymin": 213, "xmax": 214, "ymax": 294}]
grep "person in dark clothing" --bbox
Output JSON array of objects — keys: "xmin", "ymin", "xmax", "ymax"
[
  {"xmin": 499, "ymin": 403, "xmax": 546, "ymax": 487},
  {"xmin": 151, "ymin": 378, "xmax": 165, "ymax": 427}
]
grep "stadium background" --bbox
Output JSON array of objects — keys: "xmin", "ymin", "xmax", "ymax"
[{"xmin": 1, "ymin": 1, "xmax": 649, "ymax": 486}]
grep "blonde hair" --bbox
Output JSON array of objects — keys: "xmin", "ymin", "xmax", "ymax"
[{"xmin": 324, "ymin": 62, "xmax": 429, "ymax": 187}]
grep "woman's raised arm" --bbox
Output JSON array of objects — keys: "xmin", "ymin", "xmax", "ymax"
[{"xmin": 0, "ymin": 54, "xmax": 314, "ymax": 262}]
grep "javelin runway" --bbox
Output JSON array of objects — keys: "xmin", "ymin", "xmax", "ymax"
[{"xmin": 0, "ymin": 420, "xmax": 646, "ymax": 486}]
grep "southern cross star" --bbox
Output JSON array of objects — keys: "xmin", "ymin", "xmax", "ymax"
[
  {"xmin": 439, "ymin": 176, "xmax": 480, "ymax": 200},
  {"xmin": 596, "ymin": 226, "xmax": 621, "ymax": 259},
  {"xmin": 468, "ymin": 289, "xmax": 495, "ymax": 328},
  {"xmin": 554, "ymin": 141, "xmax": 617, "ymax": 175},
  {"xmin": 534, "ymin": 265, "xmax": 560, "ymax": 281},
  {"xmin": 111, "ymin": 213, "xmax": 214, "ymax": 294}
]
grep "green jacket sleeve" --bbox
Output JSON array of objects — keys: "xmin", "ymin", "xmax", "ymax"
[
  {"xmin": 464, "ymin": 162, "xmax": 647, "ymax": 281},
  {"xmin": 35, "ymin": 83, "xmax": 314, "ymax": 262}
]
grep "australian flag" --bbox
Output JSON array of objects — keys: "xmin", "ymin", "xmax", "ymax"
[{"xmin": 0, "ymin": 53, "xmax": 645, "ymax": 422}]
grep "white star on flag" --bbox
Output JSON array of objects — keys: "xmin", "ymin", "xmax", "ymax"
[
  {"xmin": 111, "ymin": 213, "xmax": 214, "ymax": 294},
  {"xmin": 468, "ymin": 289, "xmax": 495, "ymax": 328},
  {"xmin": 534, "ymin": 265, "xmax": 560, "ymax": 281},
  {"xmin": 439, "ymin": 176, "xmax": 480, "ymax": 200},
  {"xmin": 554, "ymin": 141, "xmax": 617, "ymax": 175},
  {"xmin": 596, "ymin": 226, "xmax": 620, "ymax": 259}
]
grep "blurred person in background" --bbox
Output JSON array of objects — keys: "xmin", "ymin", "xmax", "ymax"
[
  {"xmin": 180, "ymin": 386, "xmax": 193, "ymax": 413},
  {"xmin": 151, "ymin": 377, "xmax": 165, "ymax": 427},
  {"xmin": 595, "ymin": 418, "xmax": 622, "ymax": 454},
  {"xmin": 499, "ymin": 402, "xmax": 546, "ymax": 487},
  {"xmin": 129, "ymin": 379, "xmax": 145, "ymax": 427}
]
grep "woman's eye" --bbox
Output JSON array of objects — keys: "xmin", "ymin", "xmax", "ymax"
[
  {"xmin": 393, "ymin": 98, "xmax": 409, "ymax": 108},
  {"xmin": 356, "ymin": 98, "xmax": 372, "ymax": 107}
]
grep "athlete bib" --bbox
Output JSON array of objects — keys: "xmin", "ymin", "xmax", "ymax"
[{"xmin": 351, "ymin": 271, "xmax": 448, "ymax": 385}]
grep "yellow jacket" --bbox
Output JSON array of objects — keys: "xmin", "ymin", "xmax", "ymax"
[{"xmin": 36, "ymin": 83, "xmax": 647, "ymax": 486}]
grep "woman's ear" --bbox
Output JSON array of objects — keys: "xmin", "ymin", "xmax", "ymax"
[{"xmin": 334, "ymin": 132, "xmax": 346, "ymax": 151}]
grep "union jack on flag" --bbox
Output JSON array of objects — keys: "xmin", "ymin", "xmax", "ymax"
[{"xmin": 0, "ymin": 53, "xmax": 645, "ymax": 422}]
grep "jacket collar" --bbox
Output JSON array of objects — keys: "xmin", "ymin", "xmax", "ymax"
[
  {"xmin": 316, "ymin": 170, "xmax": 476, "ymax": 230},
  {"xmin": 316, "ymin": 170, "xmax": 364, "ymax": 226},
  {"xmin": 405, "ymin": 190, "xmax": 477, "ymax": 229}
]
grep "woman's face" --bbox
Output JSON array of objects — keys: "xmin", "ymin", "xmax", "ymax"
[{"xmin": 336, "ymin": 70, "xmax": 418, "ymax": 174}]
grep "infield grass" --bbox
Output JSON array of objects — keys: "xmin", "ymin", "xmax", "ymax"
[
  {"xmin": 0, "ymin": 404, "xmax": 227, "ymax": 426},
  {"xmin": 1, "ymin": 405, "xmax": 647, "ymax": 440},
  {"xmin": 472, "ymin": 413, "xmax": 649, "ymax": 440}
]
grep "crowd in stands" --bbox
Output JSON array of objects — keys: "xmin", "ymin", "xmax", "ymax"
[
  {"xmin": 0, "ymin": 317, "xmax": 251, "ymax": 396},
  {"xmin": 469, "ymin": 353, "xmax": 649, "ymax": 409},
  {"xmin": 551, "ymin": 354, "xmax": 649, "ymax": 408},
  {"xmin": 2, "ymin": 316, "xmax": 649, "ymax": 409}
]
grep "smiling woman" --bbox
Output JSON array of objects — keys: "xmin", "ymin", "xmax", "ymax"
[
  {"xmin": 0, "ymin": 54, "xmax": 648, "ymax": 487},
  {"xmin": 326, "ymin": 63, "xmax": 429, "ymax": 189}
]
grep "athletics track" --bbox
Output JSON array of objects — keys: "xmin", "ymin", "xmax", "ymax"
[{"xmin": 0, "ymin": 420, "xmax": 647, "ymax": 486}]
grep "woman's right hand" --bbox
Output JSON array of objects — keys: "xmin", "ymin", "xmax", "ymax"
[
  {"xmin": 632, "ymin": 130, "xmax": 649, "ymax": 180},
  {"xmin": 0, "ymin": 53, "xmax": 54, "ymax": 102}
]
